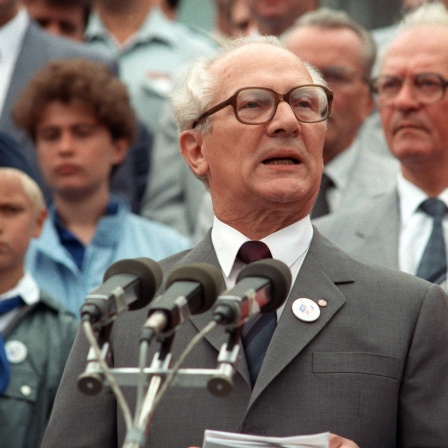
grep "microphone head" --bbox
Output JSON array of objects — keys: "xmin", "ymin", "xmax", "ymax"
[
  {"xmin": 103, "ymin": 258, "xmax": 163, "ymax": 311},
  {"xmin": 166, "ymin": 263, "xmax": 222, "ymax": 314},
  {"xmin": 236, "ymin": 259, "xmax": 292, "ymax": 313}
]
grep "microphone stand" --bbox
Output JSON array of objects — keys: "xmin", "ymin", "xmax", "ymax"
[
  {"xmin": 123, "ymin": 336, "xmax": 174, "ymax": 448},
  {"xmin": 78, "ymin": 320, "xmax": 242, "ymax": 448}
]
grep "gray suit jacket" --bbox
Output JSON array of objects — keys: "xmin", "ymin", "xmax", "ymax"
[
  {"xmin": 314, "ymin": 190, "xmax": 401, "ymax": 270},
  {"xmin": 0, "ymin": 20, "xmax": 113, "ymax": 147},
  {"xmin": 41, "ymin": 230, "xmax": 448, "ymax": 448},
  {"xmin": 140, "ymin": 103, "xmax": 206, "ymax": 238}
]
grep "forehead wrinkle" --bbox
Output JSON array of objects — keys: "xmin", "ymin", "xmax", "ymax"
[
  {"xmin": 211, "ymin": 44, "xmax": 313, "ymax": 100},
  {"xmin": 383, "ymin": 25, "xmax": 448, "ymax": 73}
]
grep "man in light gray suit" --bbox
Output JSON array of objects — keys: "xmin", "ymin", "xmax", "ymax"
[
  {"xmin": 0, "ymin": 0, "xmax": 113, "ymax": 198},
  {"xmin": 41, "ymin": 36, "xmax": 448, "ymax": 448},
  {"xmin": 315, "ymin": 4, "xmax": 448, "ymax": 288}
]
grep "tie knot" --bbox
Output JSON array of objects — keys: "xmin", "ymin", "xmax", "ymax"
[
  {"xmin": 237, "ymin": 241, "xmax": 272, "ymax": 264},
  {"xmin": 420, "ymin": 198, "xmax": 448, "ymax": 220}
]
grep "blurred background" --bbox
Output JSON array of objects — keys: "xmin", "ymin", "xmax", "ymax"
[{"xmin": 178, "ymin": 0, "xmax": 403, "ymax": 32}]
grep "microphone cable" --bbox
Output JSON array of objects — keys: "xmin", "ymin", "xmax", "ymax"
[{"xmin": 82, "ymin": 319, "xmax": 133, "ymax": 431}]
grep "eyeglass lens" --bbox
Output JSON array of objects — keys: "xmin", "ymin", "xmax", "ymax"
[
  {"xmin": 373, "ymin": 73, "xmax": 447, "ymax": 104},
  {"xmin": 236, "ymin": 87, "xmax": 329, "ymax": 124}
]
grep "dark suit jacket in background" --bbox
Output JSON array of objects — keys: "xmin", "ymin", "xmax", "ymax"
[{"xmin": 41, "ymin": 230, "xmax": 448, "ymax": 448}]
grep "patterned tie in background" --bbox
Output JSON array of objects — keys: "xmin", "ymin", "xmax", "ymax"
[
  {"xmin": 0, "ymin": 296, "xmax": 25, "ymax": 395},
  {"xmin": 416, "ymin": 198, "xmax": 448, "ymax": 284},
  {"xmin": 237, "ymin": 241, "xmax": 276, "ymax": 387},
  {"xmin": 311, "ymin": 172, "xmax": 334, "ymax": 219}
]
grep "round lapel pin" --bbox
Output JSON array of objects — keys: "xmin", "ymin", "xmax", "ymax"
[
  {"xmin": 292, "ymin": 298, "xmax": 320, "ymax": 322},
  {"xmin": 5, "ymin": 340, "xmax": 28, "ymax": 364}
]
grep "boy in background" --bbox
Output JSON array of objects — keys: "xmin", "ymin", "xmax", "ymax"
[{"xmin": 0, "ymin": 167, "xmax": 78, "ymax": 448}]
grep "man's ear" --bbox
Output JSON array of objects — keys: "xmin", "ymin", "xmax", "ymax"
[
  {"xmin": 32, "ymin": 208, "xmax": 48, "ymax": 239},
  {"xmin": 179, "ymin": 130, "xmax": 209, "ymax": 178},
  {"xmin": 361, "ymin": 87, "xmax": 375, "ymax": 118}
]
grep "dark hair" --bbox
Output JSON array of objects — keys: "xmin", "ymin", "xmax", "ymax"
[
  {"xmin": 165, "ymin": 0, "xmax": 182, "ymax": 10},
  {"xmin": 13, "ymin": 58, "xmax": 137, "ymax": 144},
  {"xmin": 25, "ymin": 0, "xmax": 92, "ymax": 29}
]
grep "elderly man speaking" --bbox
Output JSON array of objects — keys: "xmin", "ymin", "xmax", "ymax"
[{"xmin": 42, "ymin": 36, "xmax": 448, "ymax": 448}]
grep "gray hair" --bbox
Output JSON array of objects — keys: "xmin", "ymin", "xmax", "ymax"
[
  {"xmin": 283, "ymin": 7, "xmax": 377, "ymax": 80},
  {"xmin": 170, "ymin": 35, "xmax": 326, "ymax": 133},
  {"xmin": 399, "ymin": 2, "xmax": 448, "ymax": 27},
  {"xmin": 377, "ymin": 3, "xmax": 448, "ymax": 71},
  {"xmin": 0, "ymin": 168, "xmax": 46, "ymax": 216}
]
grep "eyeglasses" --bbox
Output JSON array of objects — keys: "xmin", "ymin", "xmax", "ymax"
[
  {"xmin": 320, "ymin": 66, "xmax": 368, "ymax": 89},
  {"xmin": 370, "ymin": 72, "xmax": 448, "ymax": 106},
  {"xmin": 191, "ymin": 85, "xmax": 333, "ymax": 128}
]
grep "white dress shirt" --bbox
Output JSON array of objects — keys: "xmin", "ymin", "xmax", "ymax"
[
  {"xmin": 0, "ymin": 273, "xmax": 40, "ymax": 331},
  {"xmin": 0, "ymin": 9, "xmax": 29, "ymax": 116},
  {"xmin": 398, "ymin": 173, "xmax": 448, "ymax": 275},
  {"xmin": 211, "ymin": 216, "xmax": 313, "ymax": 318}
]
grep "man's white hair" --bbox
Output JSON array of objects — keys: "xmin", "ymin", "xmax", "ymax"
[
  {"xmin": 377, "ymin": 3, "xmax": 448, "ymax": 70},
  {"xmin": 170, "ymin": 35, "xmax": 326, "ymax": 133}
]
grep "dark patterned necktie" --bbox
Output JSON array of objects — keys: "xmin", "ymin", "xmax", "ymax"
[
  {"xmin": 311, "ymin": 172, "xmax": 334, "ymax": 219},
  {"xmin": 0, "ymin": 296, "xmax": 25, "ymax": 394},
  {"xmin": 415, "ymin": 198, "xmax": 448, "ymax": 284},
  {"xmin": 237, "ymin": 241, "xmax": 276, "ymax": 387}
]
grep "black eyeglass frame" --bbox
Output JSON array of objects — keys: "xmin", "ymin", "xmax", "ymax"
[
  {"xmin": 191, "ymin": 85, "xmax": 334, "ymax": 129},
  {"xmin": 370, "ymin": 72, "xmax": 448, "ymax": 105}
]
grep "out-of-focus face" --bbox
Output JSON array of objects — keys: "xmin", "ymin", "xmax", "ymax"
[
  {"xmin": 377, "ymin": 25, "xmax": 448, "ymax": 184},
  {"xmin": 0, "ymin": 172, "xmax": 44, "ymax": 284},
  {"xmin": 245, "ymin": 0, "xmax": 317, "ymax": 35},
  {"xmin": 0, "ymin": 0, "xmax": 20, "ymax": 26},
  {"xmin": 35, "ymin": 100, "xmax": 128, "ymax": 201},
  {"xmin": 180, "ymin": 43, "xmax": 327, "ymax": 230},
  {"xmin": 25, "ymin": 0, "xmax": 85, "ymax": 42},
  {"xmin": 401, "ymin": 0, "xmax": 448, "ymax": 12},
  {"xmin": 230, "ymin": 0, "xmax": 256, "ymax": 37},
  {"xmin": 286, "ymin": 26, "xmax": 373, "ymax": 163}
]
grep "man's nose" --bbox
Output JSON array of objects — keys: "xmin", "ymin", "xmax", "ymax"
[
  {"xmin": 391, "ymin": 80, "xmax": 421, "ymax": 110},
  {"xmin": 267, "ymin": 100, "xmax": 300, "ymax": 135}
]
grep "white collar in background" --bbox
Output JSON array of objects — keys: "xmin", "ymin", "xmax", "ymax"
[
  {"xmin": 0, "ymin": 273, "xmax": 40, "ymax": 306},
  {"xmin": 397, "ymin": 172, "xmax": 448, "ymax": 225}
]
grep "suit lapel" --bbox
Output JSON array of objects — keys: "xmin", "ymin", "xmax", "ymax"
[
  {"xmin": 186, "ymin": 231, "xmax": 356, "ymax": 398},
  {"xmin": 350, "ymin": 191, "xmax": 401, "ymax": 269},
  {"xmin": 1, "ymin": 23, "xmax": 39, "ymax": 134},
  {"xmin": 249, "ymin": 232, "xmax": 352, "ymax": 405}
]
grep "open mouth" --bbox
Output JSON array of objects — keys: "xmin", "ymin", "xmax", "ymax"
[{"xmin": 262, "ymin": 157, "xmax": 299, "ymax": 165}]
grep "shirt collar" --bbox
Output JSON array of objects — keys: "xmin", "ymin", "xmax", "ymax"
[
  {"xmin": 211, "ymin": 215, "xmax": 313, "ymax": 278},
  {"xmin": 397, "ymin": 172, "xmax": 448, "ymax": 224},
  {"xmin": 0, "ymin": 273, "xmax": 40, "ymax": 306},
  {"xmin": 0, "ymin": 8, "xmax": 29, "ymax": 61},
  {"xmin": 86, "ymin": 7, "xmax": 177, "ymax": 49}
]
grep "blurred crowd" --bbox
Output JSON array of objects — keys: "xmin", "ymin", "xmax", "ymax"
[{"xmin": 1, "ymin": 0, "xmax": 448, "ymax": 446}]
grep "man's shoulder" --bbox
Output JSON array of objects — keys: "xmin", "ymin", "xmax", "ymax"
[
  {"xmin": 311, "ymin": 229, "xmax": 439, "ymax": 297},
  {"xmin": 24, "ymin": 20, "xmax": 114, "ymax": 65},
  {"xmin": 126, "ymin": 212, "xmax": 190, "ymax": 243},
  {"xmin": 314, "ymin": 191, "xmax": 397, "ymax": 233}
]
